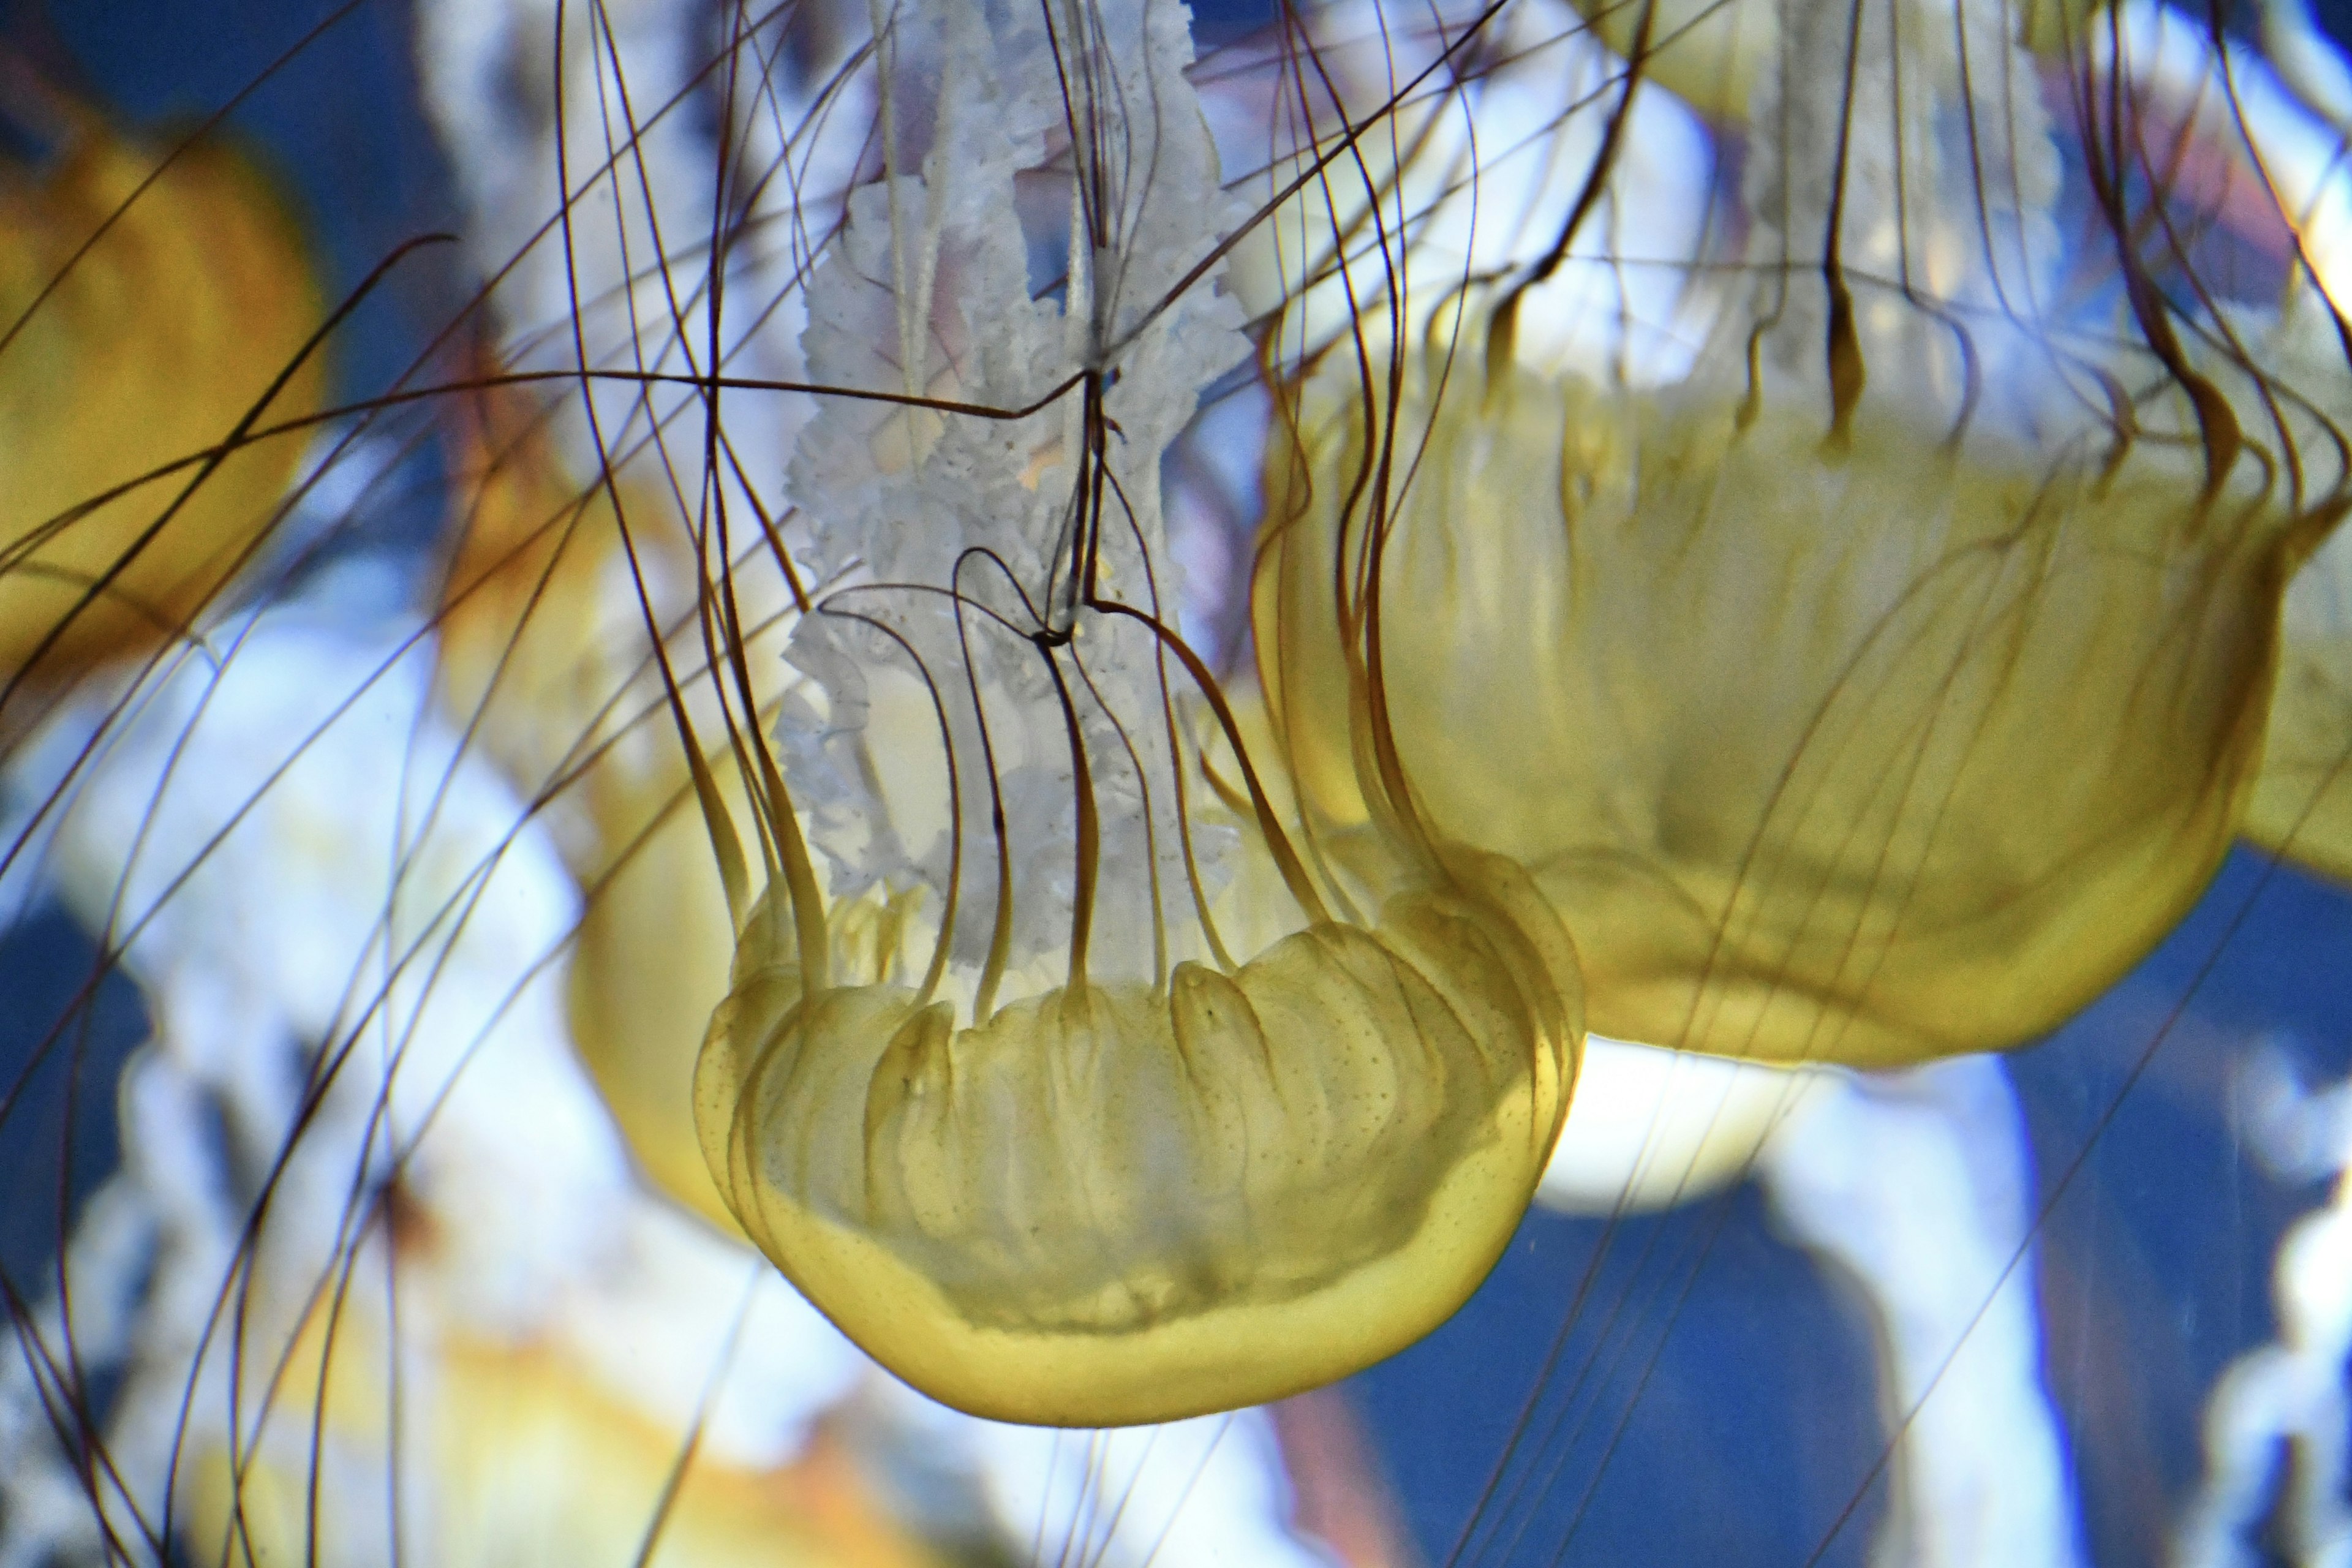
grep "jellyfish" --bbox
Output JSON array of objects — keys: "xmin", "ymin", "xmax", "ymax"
[
  {"xmin": 421, "ymin": 14, "xmax": 1584, "ymax": 1409},
  {"xmin": 682, "ymin": 0, "xmax": 1581, "ymax": 1427},
  {"xmin": 1231, "ymin": 0, "xmax": 2352, "ymax": 1068}
]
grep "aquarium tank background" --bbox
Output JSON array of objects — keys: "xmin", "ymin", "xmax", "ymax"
[{"xmin": 1, "ymin": 0, "xmax": 2351, "ymax": 1563}]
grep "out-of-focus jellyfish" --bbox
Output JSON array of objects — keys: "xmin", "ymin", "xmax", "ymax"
[
  {"xmin": 435, "ymin": 375, "xmax": 791, "ymax": 1234},
  {"xmin": 1216, "ymin": 0, "xmax": 2352, "ymax": 1558},
  {"xmin": 0, "ymin": 591, "xmax": 865, "ymax": 1567},
  {"xmin": 2098, "ymin": 14, "xmax": 2352, "ymax": 1563},
  {"xmin": 421, "ymin": 0, "xmax": 841, "ymax": 1238},
  {"xmin": 0, "ymin": 110, "xmax": 322, "ymax": 692}
]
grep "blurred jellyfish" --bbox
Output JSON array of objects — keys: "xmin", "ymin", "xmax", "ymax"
[{"xmin": 0, "ymin": 111, "xmax": 323, "ymax": 694}]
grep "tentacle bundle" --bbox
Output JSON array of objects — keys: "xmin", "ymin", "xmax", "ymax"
[
  {"xmin": 685, "ymin": 0, "xmax": 1581, "ymax": 1424},
  {"xmin": 1242, "ymin": 0, "xmax": 2352, "ymax": 1066}
]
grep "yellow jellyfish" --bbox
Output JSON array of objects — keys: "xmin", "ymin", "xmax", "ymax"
[
  {"xmin": 680, "ymin": 0, "xmax": 1580, "ymax": 1427},
  {"xmin": 0, "ymin": 110, "xmax": 322, "ymax": 691},
  {"xmin": 1234, "ymin": 0, "xmax": 2351, "ymax": 1068}
]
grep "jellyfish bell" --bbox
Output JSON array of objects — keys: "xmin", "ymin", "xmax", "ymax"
[
  {"xmin": 1238, "ymin": 0, "xmax": 2351, "ymax": 1069},
  {"xmin": 1259, "ymin": 365, "xmax": 2310, "ymax": 1069},
  {"xmin": 700, "ymin": 840, "xmax": 1581, "ymax": 1427},
  {"xmin": 685, "ymin": 0, "xmax": 1582, "ymax": 1427}
]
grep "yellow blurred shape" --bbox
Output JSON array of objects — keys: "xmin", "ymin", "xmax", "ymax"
[
  {"xmin": 437, "ymin": 384, "xmax": 785, "ymax": 1235},
  {"xmin": 186, "ymin": 1295, "xmax": 939, "ymax": 1568},
  {"xmin": 0, "ymin": 123, "xmax": 321, "ymax": 683},
  {"xmin": 1564, "ymin": 0, "xmax": 1777, "ymax": 120},
  {"xmin": 575, "ymin": 764, "xmax": 755, "ymax": 1234}
]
